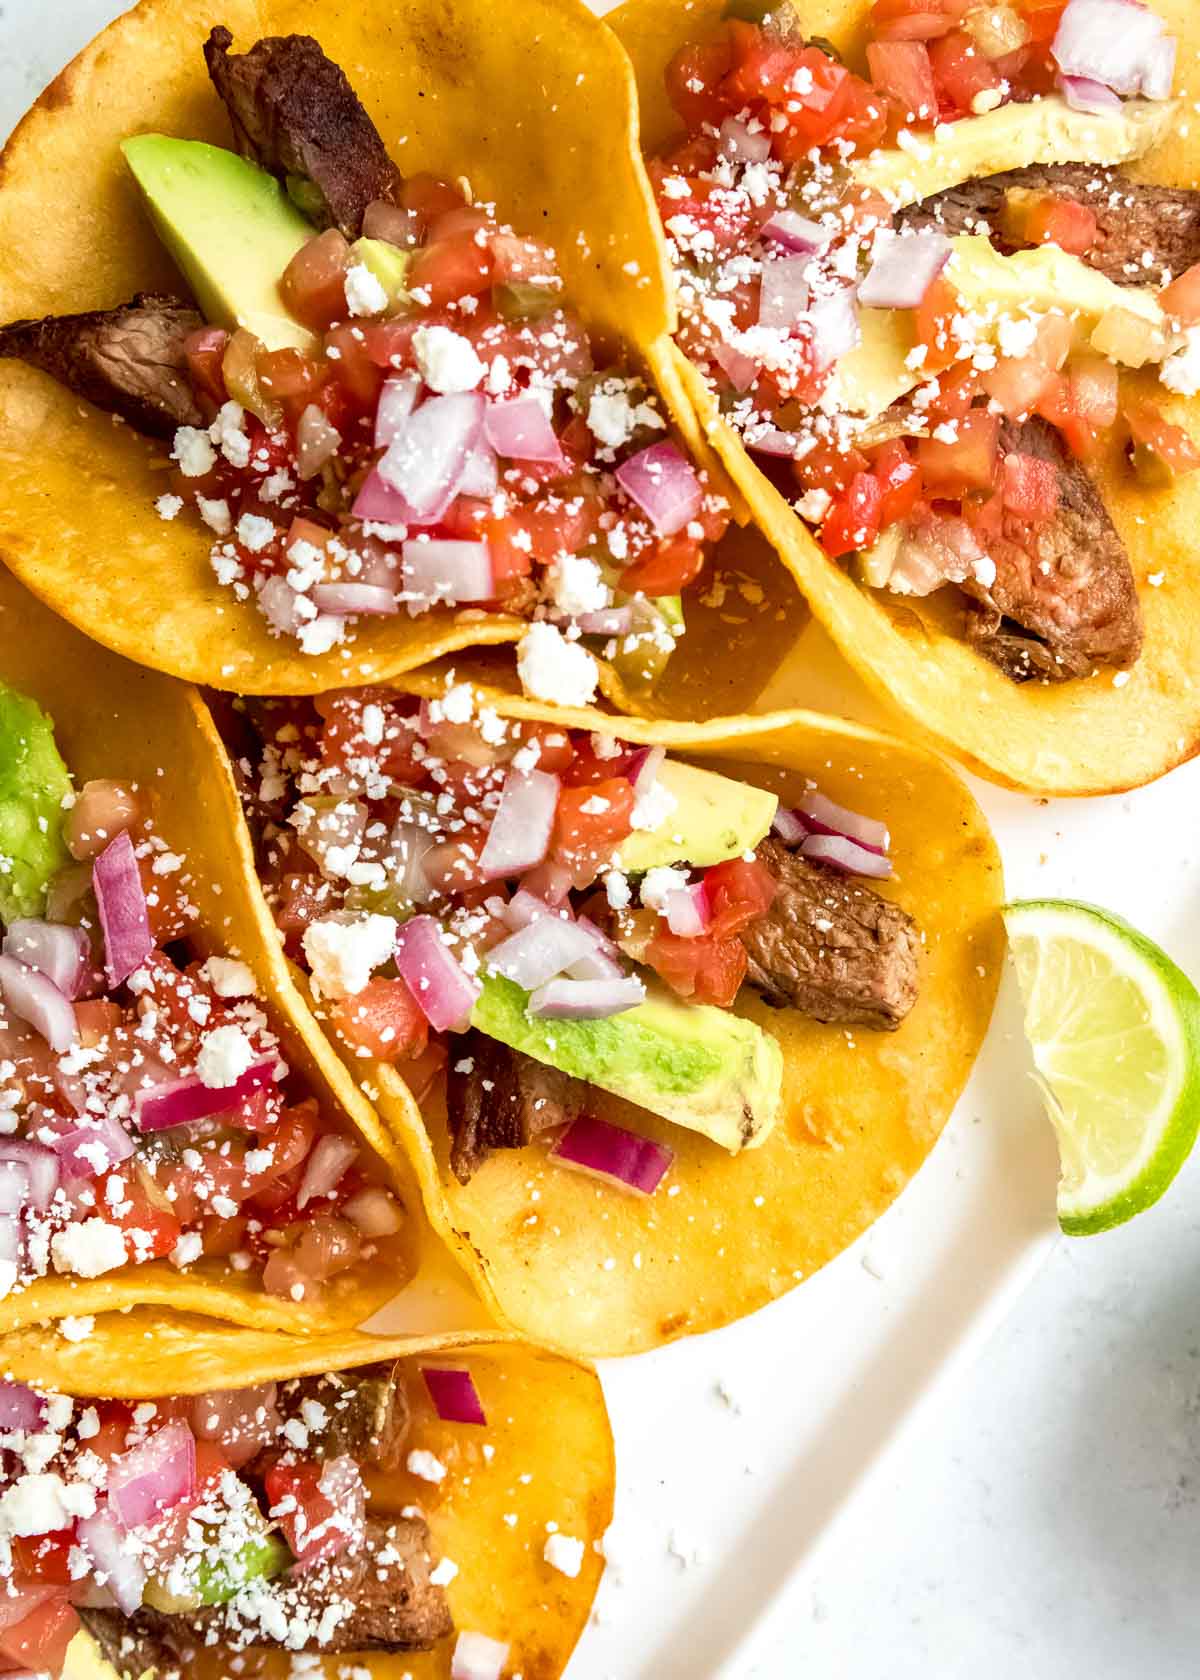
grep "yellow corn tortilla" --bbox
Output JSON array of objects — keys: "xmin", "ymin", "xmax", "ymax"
[
  {"xmin": 608, "ymin": 0, "xmax": 1200, "ymax": 795},
  {"xmin": 0, "ymin": 565, "xmax": 495, "ymax": 1341},
  {"xmin": 255, "ymin": 677, "xmax": 1004, "ymax": 1358},
  {"xmin": 0, "ymin": 0, "xmax": 793, "ymax": 710},
  {"xmin": 0, "ymin": 1307, "xmax": 611, "ymax": 1680}
]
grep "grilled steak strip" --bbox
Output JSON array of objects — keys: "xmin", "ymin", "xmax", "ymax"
[
  {"xmin": 961, "ymin": 416, "xmax": 1143, "ymax": 681},
  {"xmin": 899, "ymin": 163, "xmax": 1200, "ymax": 288},
  {"xmin": 0, "ymin": 294, "xmax": 203, "ymax": 437},
  {"xmin": 91, "ymin": 1514, "xmax": 452, "ymax": 1666},
  {"xmin": 204, "ymin": 26, "xmax": 403, "ymax": 239},
  {"xmin": 741, "ymin": 838, "xmax": 919, "ymax": 1030},
  {"xmin": 446, "ymin": 1028, "xmax": 589, "ymax": 1182},
  {"xmin": 274, "ymin": 1363, "xmax": 409, "ymax": 1470}
]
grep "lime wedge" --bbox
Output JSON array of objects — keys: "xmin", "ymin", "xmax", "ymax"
[{"xmin": 1003, "ymin": 899, "xmax": 1200, "ymax": 1235}]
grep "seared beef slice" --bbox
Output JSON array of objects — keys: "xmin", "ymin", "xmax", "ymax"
[
  {"xmin": 742, "ymin": 839, "xmax": 919, "ymax": 1030},
  {"xmin": 0, "ymin": 294, "xmax": 203, "ymax": 436},
  {"xmin": 963, "ymin": 417, "xmax": 1143, "ymax": 681},
  {"xmin": 900, "ymin": 163, "xmax": 1200, "ymax": 287},
  {"xmin": 204, "ymin": 27, "xmax": 403, "ymax": 238},
  {"xmin": 275, "ymin": 1363, "xmax": 410, "ymax": 1471},
  {"xmin": 446, "ymin": 1028, "xmax": 589, "ymax": 1182}
]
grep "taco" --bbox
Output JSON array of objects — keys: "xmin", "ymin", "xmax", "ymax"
[
  {"xmin": 0, "ymin": 1308, "xmax": 611, "ymax": 1680},
  {"xmin": 0, "ymin": 565, "xmax": 494, "ymax": 1340},
  {"xmin": 217, "ymin": 675, "xmax": 1003, "ymax": 1356},
  {"xmin": 0, "ymin": 0, "xmax": 801, "ymax": 721},
  {"xmin": 608, "ymin": 0, "xmax": 1200, "ymax": 793}
]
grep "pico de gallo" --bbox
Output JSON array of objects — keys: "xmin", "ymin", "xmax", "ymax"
[
  {"xmin": 645, "ymin": 0, "xmax": 1200, "ymax": 680},
  {"xmin": 236, "ymin": 680, "xmax": 920, "ymax": 1188},
  {"xmin": 0, "ymin": 687, "xmax": 405, "ymax": 1308},
  {"xmin": 0, "ymin": 1357, "xmax": 514, "ymax": 1675}
]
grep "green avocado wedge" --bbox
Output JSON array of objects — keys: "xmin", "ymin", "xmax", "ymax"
[
  {"xmin": 0, "ymin": 684, "xmax": 71, "ymax": 922},
  {"xmin": 472, "ymin": 972, "xmax": 782, "ymax": 1152}
]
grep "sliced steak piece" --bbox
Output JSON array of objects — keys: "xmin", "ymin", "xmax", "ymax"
[
  {"xmin": 204, "ymin": 26, "xmax": 403, "ymax": 239},
  {"xmin": 446, "ymin": 1028, "xmax": 587, "ymax": 1182},
  {"xmin": 741, "ymin": 838, "xmax": 919, "ymax": 1030},
  {"xmin": 0, "ymin": 293, "xmax": 204, "ymax": 437},
  {"xmin": 78, "ymin": 1608, "xmax": 180, "ymax": 1680},
  {"xmin": 962, "ymin": 416, "xmax": 1143, "ymax": 681},
  {"xmin": 130, "ymin": 1513, "xmax": 452, "ymax": 1657},
  {"xmin": 900, "ymin": 163, "xmax": 1200, "ymax": 287},
  {"xmin": 275, "ymin": 1362, "xmax": 409, "ymax": 1470}
]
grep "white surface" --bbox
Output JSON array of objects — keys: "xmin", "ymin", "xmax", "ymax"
[{"xmin": 2, "ymin": 10, "xmax": 1200, "ymax": 1676}]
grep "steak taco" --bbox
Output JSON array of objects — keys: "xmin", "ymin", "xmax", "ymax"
[
  {"xmin": 221, "ymin": 676, "xmax": 1003, "ymax": 1356},
  {"xmin": 0, "ymin": 1309, "xmax": 610, "ymax": 1680},
  {"xmin": 0, "ymin": 567, "xmax": 486, "ymax": 1339},
  {"xmin": 610, "ymin": 0, "xmax": 1200, "ymax": 793},
  {"xmin": 0, "ymin": 0, "xmax": 798, "ymax": 720}
]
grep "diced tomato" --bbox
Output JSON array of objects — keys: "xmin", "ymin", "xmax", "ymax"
[
  {"xmin": 0, "ymin": 1596, "xmax": 78, "ymax": 1672},
  {"xmin": 400, "ymin": 173, "xmax": 467, "ymax": 229},
  {"xmin": 928, "ymin": 29, "xmax": 1002, "ymax": 114},
  {"xmin": 1126, "ymin": 401, "xmax": 1200, "ymax": 484},
  {"xmin": 404, "ymin": 1037, "xmax": 449, "ymax": 1105},
  {"xmin": 491, "ymin": 232, "xmax": 557, "ymax": 286},
  {"xmin": 201, "ymin": 1213, "xmax": 248, "ymax": 1257},
  {"xmin": 562, "ymin": 741, "xmax": 636, "ymax": 787},
  {"xmin": 982, "ymin": 313, "xmax": 1072, "ymax": 418},
  {"xmin": 281, "ymin": 229, "xmax": 353, "ymax": 332},
  {"xmin": 272, "ymin": 869, "xmax": 334, "ymax": 957},
  {"xmin": 258, "ymin": 347, "xmax": 329, "ymax": 426},
  {"xmin": 820, "ymin": 471, "xmax": 884, "ymax": 558},
  {"xmin": 704, "ymin": 857, "xmax": 776, "ymax": 938},
  {"xmin": 10, "ymin": 1533, "xmax": 73, "ymax": 1588},
  {"xmin": 871, "ymin": 0, "xmax": 972, "ymax": 41},
  {"xmin": 514, "ymin": 723, "xmax": 575, "ymax": 775},
  {"xmin": 1160, "ymin": 260, "xmax": 1200, "ymax": 326},
  {"xmin": 620, "ymin": 534, "xmax": 706, "ymax": 597},
  {"xmin": 914, "ymin": 275, "xmax": 966, "ymax": 370},
  {"xmin": 184, "ymin": 326, "xmax": 230, "ymax": 409},
  {"xmin": 1036, "ymin": 365, "xmax": 1108, "ymax": 459},
  {"xmin": 646, "ymin": 925, "xmax": 747, "ymax": 1008},
  {"xmin": 409, "ymin": 233, "xmax": 493, "ymax": 308},
  {"xmin": 772, "ymin": 52, "xmax": 887, "ymax": 161},
  {"xmin": 665, "ymin": 35, "xmax": 734, "ymax": 126},
  {"xmin": 796, "ymin": 442, "xmax": 869, "ymax": 501},
  {"xmin": 1001, "ymin": 451, "xmax": 1060, "ymax": 522},
  {"xmin": 868, "ymin": 39, "xmax": 938, "ymax": 123},
  {"xmin": 868, "ymin": 439, "xmax": 923, "ymax": 526},
  {"xmin": 1022, "ymin": 0, "xmax": 1067, "ymax": 44},
  {"xmin": 1000, "ymin": 188, "xmax": 1097, "ymax": 256},
  {"xmin": 263, "ymin": 1458, "xmax": 355, "ymax": 1568},
  {"xmin": 74, "ymin": 999, "xmax": 122, "ymax": 1048},
  {"xmin": 1068, "ymin": 353, "xmax": 1120, "ymax": 432},
  {"xmin": 332, "ymin": 978, "xmax": 428, "ymax": 1063},
  {"xmin": 553, "ymin": 778, "xmax": 636, "ymax": 878},
  {"xmin": 323, "ymin": 324, "xmax": 385, "ymax": 409},
  {"xmin": 96, "ymin": 1171, "xmax": 181, "ymax": 1261},
  {"xmin": 917, "ymin": 409, "xmax": 1001, "ymax": 493}
]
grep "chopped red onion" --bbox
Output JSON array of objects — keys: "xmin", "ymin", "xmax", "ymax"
[
  {"xmin": 488, "ymin": 916, "xmax": 603, "ymax": 992},
  {"xmin": 344, "ymin": 1186, "xmax": 404, "ymax": 1237},
  {"xmin": 1051, "ymin": 0, "xmax": 1169, "ymax": 96},
  {"xmin": 0, "ymin": 1142, "xmax": 59, "ymax": 1212},
  {"xmin": 0, "ymin": 1585, "xmax": 60, "ymax": 1634},
  {"xmin": 718, "ymin": 115, "xmax": 771, "ymax": 164},
  {"xmin": 858, "ymin": 231, "xmax": 951, "ymax": 310},
  {"xmin": 0, "ymin": 1163, "xmax": 29, "ymax": 1217},
  {"xmin": 0, "ymin": 1380, "xmax": 43, "ymax": 1433},
  {"xmin": 553, "ymin": 1113, "xmax": 673, "ymax": 1195},
  {"xmin": 529, "ymin": 976, "xmax": 646, "ymax": 1018},
  {"xmin": 394, "ymin": 916, "xmax": 481, "ymax": 1033},
  {"xmin": 108, "ymin": 1420, "xmax": 197, "ymax": 1531},
  {"xmin": 566, "ymin": 915, "xmax": 625, "ymax": 981},
  {"xmin": 297, "ymin": 1133, "xmax": 359, "ymax": 1209},
  {"xmin": 458, "ymin": 441, "xmax": 499, "ymax": 498},
  {"xmin": 311, "ymin": 582, "xmax": 400, "ymax": 616},
  {"xmin": 797, "ymin": 791, "xmax": 890, "ymax": 854},
  {"xmin": 363, "ymin": 200, "xmax": 423, "ymax": 249},
  {"xmin": 42, "ymin": 1111, "xmax": 133, "ymax": 1181},
  {"xmin": 77, "ymin": 1504, "xmax": 147, "ymax": 1614},
  {"xmin": 422, "ymin": 1366, "xmax": 487, "ymax": 1426},
  {"xmin": 374, "ymin": 373, "xmax": 422, "ymax": 449},
  {"xmin": 0, "ymin": 1217, "xmax": 19, "ymax": 1278},
  {"xmin": 352, "ymin": 465, "xmax": 413, "ymax": 524},
  {"xmin": 711, "ymin": 336, "xmax": 760, "ymax": 392},
  {"xmin": 134, "ymin": 1057, "xmax": 279, "ymax": 1134},
  {"xmin": 258, "ymin": 574, "xmax": 307, "ymax": 637},
  {"xmin": 190, "ymin": 1385, "xmax": 280, "ymax": 1470},
  {"xmin": 801, "ymin": 833, "xmax": 894, "ymax": 879},
  {"xmin": 484, "ymin": 395, "xmax": 565, "ymax": 465},
  {"xmin": 387, "ymin": 821, "xmax": 436, "ymax": 907},
  {"xmin": 771, "ymin": 807, "xmax": 809, "ymax": 847},
  {"xmin": 451, "ymin": 1633, "xmax": 510, "ymax": 1680},
  {"xmin": 808, "ymin": 287, "xmax": 861, "ymax": 375},
  {"xmin": 1139, "ymin": 33, "xmax": 1176, "ymax": 99},
  {"xmin": 615, "ymin": 442, "xmax": 703, "ymax": 536},
  {"xmin": 479, "ymin": 769, "xmax": 559, "ymax": 881},
  {"xmin": 93, "ymin": 830, "xmax": 153, "ymax": 987},
  {"xmin": 628, "ymin": 744, "xmax": 666, "ymax": 797},
  {"xmin": 401, "ymin": 539, "xmax": 494, "ymax": 608},
  {"xmin": 664, "ymin": 881, "xmax": 710, "ymax": 938},
  {"xmin": 746, "ymin": 423, "xmax": 803, "ymax": 458},
  {"xmin": 296, "ymin": 404, "xmax": 342, "ymax": 480},
  {"xmin": 2, "ymin": 920, "xmax": 89, "ymax": 998},
  {"xmin": 378, "ymin": 391, "xmax": 485, "ymax": 522},
  {"xmin": 575, "ymin": 605, "xmax": 635, "ymax": 636},
  {"xmin": 520, "ymin": 858, "xmax": 574, "ymax": 906},
  {"xmin": 499, "ymin": 890, "xmax": 557, "ymax": 931},
  {"xmin": 761, "ymin": 209, "xmax": 831, "ymax": 254},
  {"xmin": 1057, "ymin": 72, "xmax": 1122, "ymax": 112},
  {"xmin": 0, "ymin": 955, "xmax": 77, "ymax": 1052},
  {"xmin": 759, "ymin": 257, "xmax": 812, "ymax": 333}
]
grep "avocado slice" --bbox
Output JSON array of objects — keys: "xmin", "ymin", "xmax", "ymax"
[
  {"xmin": 122, "ymin": 136, "xmax": 316, "ymax": 353},
  {"xmin": 613, "ymin": 759, "xmax": 777, "ymax": 873},
  {"xmin": 142, "ymin": 1517, "xmax": 290, "ymax": 1612},
  {"xmin": 350, "ymin": 237, "xmax": 411, "ymax": 310},
  {"xmin": 0, "ymin": 685, "xmax": 71, "ymax": 923},
  {"xmin": 606, "ymin": 596, "xmax": 684, "ymax": 695},
  {"xmin": 852, "ymin": 95, "xmax": 1176, "ymax": 210},
  {"xmin": 472, "ymin": 973, "xmax": 782, "ymax": 1152}
]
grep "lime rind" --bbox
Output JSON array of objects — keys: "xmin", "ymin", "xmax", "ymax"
[{"xmin": 1003, "ymin": 899, "xmax": 1200, "ymax": 1235}]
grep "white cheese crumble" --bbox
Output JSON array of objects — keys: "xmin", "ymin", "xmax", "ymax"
[
  {"xmin": 1161, "ymin": 327, "xmax": 1200, "ymax": 396},
  {"xmin": 200, "ymin": 957, "xmax": 257, "ymax": 999},
  {"xmin": 302, "ymin": 914, "xmax": 399, "ymax": 1001},
  {"xmin": 406, "ymin": 1449, "xmax": 448, "ymax": 1483},
  {"xmin": 50, "ymin": 1219, "xmax": 128, "ymax": 1279},
  {"xmin": 344, "ymin": 263, "xmax": 389, "ymax": 317},
  {"xmin": 544, "ymin": 1532, "xmax": 585, "ymax": 1578},
  {"xmin": 548, "ymin": 553, "xmax": 610, "ymax": 617},
  {"xmin": 517, "ymin": 622, "xmax": 598, "ymax": 707},
  {"xmin": 171, "ymin": 425, "xmax": 217, "ymax": 478},
  {"xmin": 155, "ymin": 493, "xmax": 183, "ymax": 521},
  {"xmin": 585, "ymin": 382, "xmax": 665, "ymax": 450},
  {"xmin": 413, "ymin": 325, "xmax": 486, "ymax": 393},
  {"xmin": 630, "ymin": 779, "xmax": 678, "ymax": 833},
  {"xmin": 196, "ymin": 1023, "xmax": 255, "ymax": 1089},
  {"xmin": 640, "ymin": 865, "xmax": 688, "ymax": 912}
]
